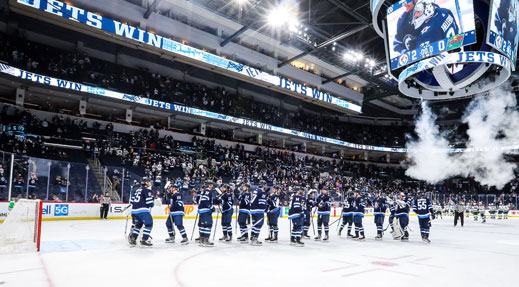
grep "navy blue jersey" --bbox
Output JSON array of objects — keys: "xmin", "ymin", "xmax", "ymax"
[
  {"xmin": 267, "ymin": 193, "xmax": 281, "ymax": 213},
  {"xmin": 415, "ymin": 7, "xmax": 459, "ymax": 49},
  {"xmin": 220, "ymin": 192, "xmax": 234, "ymax": 212},
  {"xmin": 288, "ymin": 194, "xmax": 303, "ymax": 218},
  {"xmin": 413, "ymin": 197, "xmax": 433, "ymax": 218},
  {"xmin": 495, "ymin": 0, "xmax": 518, "ymax": 56},
  {"xmin": 341, "ymin": 196, "xmax": 355, "ymax": 215},
  {"xmin": 131, "ymin": 187, "xmax": 154, "ymax": 214},
  {"xmin": 394, "ymin": 8, "xmax": 416, "ymax": 53},
  {"xmin": 197, "ymin": 189, "xmax": 213, "ymax": 214},
  {"xmin": 168, "ymin": 192, "xmax": 184, "ymax": 215},
  {"xmin": 373, "ymin": 197, "xmax": 388, "ymax": 215},
  {"xmin": 238, "ymin": 192, "xmax": 251, "ymax": 211},
  {"xmin": 353, "ymin": 196, "xmax": 367, "ymax": 215},
  {"xmin": 315, "ymin": 194, "xmax": 331, "ymax": 215},
  {"xmin": 28, "ymin": 178, "xmax": 38, "ymax": 187},
  {"xmin": 250, "ymin": 188, "xmax": 268, "ymax": 214},
  {"xmin": 394, "ymin": 197, "xmax": 411, "ymax": 216},
  {"xmin": 304, "ymin": 196, "xmax": 316, "ymax": 212}
]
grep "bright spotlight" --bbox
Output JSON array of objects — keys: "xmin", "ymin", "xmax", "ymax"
[
  {"xmin": 235, "ymin": 0, "xmax": 248, "ymax": 5},
  {"xmin": 267, "ymin": 7, "xmax": 287, "ymax": 27}
]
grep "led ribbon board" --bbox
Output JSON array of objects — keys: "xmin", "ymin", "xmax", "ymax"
[
  {"xmin": 0, "ymin": 63, "xmax": 404, "ymax": 153},
  {"xmin": 2, "ymin": 63, "xmax": 516, "ymax": 153},
  {"xmin": 398, "ymin": 51, "xmax": 512, "ymax": 99},
  {"xmin": 386, "ymin": 0, "xmax": 477, "ymax": 70},
  {"xmin": 15, "ymin": 0, "xmax": 361, "ymax": 113}
]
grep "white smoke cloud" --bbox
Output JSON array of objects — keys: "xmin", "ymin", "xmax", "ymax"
[{"xmin": 405, "ymin": 86, "xmax": 519, "ymax": 190}]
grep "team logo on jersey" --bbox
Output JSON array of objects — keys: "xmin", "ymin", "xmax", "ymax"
[
  {"xmin": 421, "ymin": 26, "xmax": 430, "ymax": 34},
  {"xmin": 399, "ymin": 53, "xmax": 409, "ymax": 66},
  {"xmin": 495, "ymin": 35, "xmax": 503, "ymax": 49}
]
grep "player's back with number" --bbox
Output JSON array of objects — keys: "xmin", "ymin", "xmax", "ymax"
[
  {"xmin": 413, "ymin": 198, "xmax": 433, "ymax": 218},
  {"xmin": 250, "ymin": 188, "xmax": 267, "ymax": 213},
  {"xmin": 131, "ymin": 187, "xmax": 154, "ymax": 214}
]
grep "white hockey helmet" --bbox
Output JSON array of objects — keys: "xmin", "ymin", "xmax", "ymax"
[{"xmin": 412, "ymin": 0, "xmax": 436, "ymax": 29}]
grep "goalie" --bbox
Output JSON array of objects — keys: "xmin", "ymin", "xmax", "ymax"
[{"xmin": 390, "ymin": 192, "xmax": 411, "ymax": 241}]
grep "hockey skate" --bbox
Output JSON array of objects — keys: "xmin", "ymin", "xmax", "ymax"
[
  {"xmin": 268, "ymin": 233, "xmax": 278, "ymax": 243},
  {"xmin": 165, "ymin": 236, "xmax": 175, "ymax": 243},
  {"xmin": 250, "ymin": 237, "xmax": 262, "ymax": 246},
  {"xmin": 140, "ymin": 238, "xmax": 153, "ymax": 247},
  {"xmin": 347, "ymin": 232, "xmax": 353, "ymax": 238},
  {"xmin": 219, "ymin": 234, "xmax": 228, "ymax": 242},
  {"xmin": 180, "ymin": 237, "xmax": 189, "ymax": 245},
  {"xmin": 401, "ymin": 236, "xmax": 409, "ymax": 242},
  {"xmin": 303, "ymin": 231, "xmax": 310, "ymax": 239},
  {"xmin": 323, "ymin": 234, "xmax": 329, "ymax": 241},
  {"xmin": 237, "ymin": 234, "xmax": 249, "ymax": 243},
  {"xmin": 128, "ymin": 235, "xmax": 137, "ymax": 247},
  {"xmin": 295, "ymin": 238, "xmax": 304, "ymax": 247},
  {"xmin": 375, "ymin": 234, "xmax": 383, "ymax": 240},
  {"xmin": 199, "ymin": 237, "xmax": 214, "ymax": 247},
  {"xmin": 290, "ymin": 237, "xmax": 296, "ymax": 245},
  {"xmin": 314, "ymin": 234, "xmax": 321, "ymax": 241},
  {"xmin": 265, "ymin": 230, "xmax": 272, "ymax": 242},
  {"xmin": 358, "ymin": 234, "xmax": 365, "ymax": 241}
]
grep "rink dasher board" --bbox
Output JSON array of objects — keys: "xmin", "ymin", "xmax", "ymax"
[{"xmin": 0, "ymin": 202, "xmax": 518, "ymax": 222}]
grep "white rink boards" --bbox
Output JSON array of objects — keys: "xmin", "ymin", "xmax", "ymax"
[{"xmin": 0, "ymin": 216, "xmax": 517, "ymax": 287}]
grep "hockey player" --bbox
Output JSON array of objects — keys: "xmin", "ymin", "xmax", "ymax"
[
  {"xmin": 249, "ymin": 180, "xmax": 268, "ymax": 246},
  {"xmin": 165, "ymin": 185, "xmax": 189, "ymax": 245},
  {"xmin": 265, "ymin": 185, "xmax": 281, "ymax": 243},
  {"xmin": 315, "ymin": 189, "xmax": 331, "ymax": 241},
  {"xmin": 237, "ymin": 183, "xmax": 251, "ymax": 243},
  {"xmin": 393, "ymin": 192, "xmax": 411, "ymax": 241},
  {"xmin": 288, "ymin": 188, "xmax": 304, "ymax": 247},
  {"xmin": 352, "ymin": 191, "xmax": 368, "ymax": 241},
  {"xmin": 338, "ymin": 191, "xmax": 355, "ymax": 237},
  {"xmin": 498, "ymin": 205, "xmax": 504, "ymax": 220},
  {"xmin": 394, "ymin": 0, "xmax": 418, "ymax": 54},
  {"xmin": 197, "ymin": 181, "xmax": 215, "ymax": 247},
  {"xmin": 373, "ymin": 192, "xmax": 388, "ymax": 240},
  {"xmin": 128, "ymin": 178, "xmax": 154, "ymax": 247},
  {"xmin": 413, "ymin": 191, "xmax": 434, "ymax": 243},
  {"xmin": 479, "ymin": 202, "xmax": 487, "ymax": 223},
  {"xmin": 454, "ymin": 200, "xmax": 465, "ymax": 227},
  {"xmin": 494, "ymin": 0, "xmax": 518, "ymax": 58},
  {"xmin": 504, "ymin": 204, "xmax": 511, "ymax": 219},
  {"xmin": 303, "ymin": 190, "xmax": 316, "ymax": 239},
  {"xmin": 489, "ymin": 203, "xmax": 497, "ymax": 219},
  {"xmin": 218, "ymin": 184, "xmax": 234, "ymax": 242},
  {"xmin": 472, "ymin": 203, "xmax": 479, "ymax": 221}
]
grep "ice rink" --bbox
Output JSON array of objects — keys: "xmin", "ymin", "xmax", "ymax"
[{"xmin": 1, "ymin": 215, "xmax": 518, "ymax": 287}]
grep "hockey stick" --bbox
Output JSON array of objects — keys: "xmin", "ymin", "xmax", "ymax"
[
  {"xmin": 212, "ymin": 205, "xmax": 221, "ymax": 241},
  {"xmin": 242, "ymin": 216, "xmax": 265, "ymax": 233},
  {"xmin": 330, "ymin": 216, "xmax": 342, "ymax": 228},
  {"xmin": 124, "ymin": 214, "xmax": 130, "ymax": 238},
  {"xmin": 190, "ymin": 213, "xmax": 199, "ymax": 241},
  {"xmin": 310, "ymin": 208, "xmax": 316, "ymax": 236}
]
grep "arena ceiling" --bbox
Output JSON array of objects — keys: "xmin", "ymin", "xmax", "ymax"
[{"xmin": 153, "ymin": 0, "xmax": 414, "ymax": 112}]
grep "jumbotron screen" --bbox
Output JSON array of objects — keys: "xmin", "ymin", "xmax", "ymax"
[
  {"xmin": 487, "ymin": 0, "xmax": 519, "ymax": 65},
  {"xmin": 386, "ymin": 0, "xmax": 477, "ymax": 70}
]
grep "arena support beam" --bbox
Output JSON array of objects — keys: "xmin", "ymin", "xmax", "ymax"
[
  {"xmin": 144, "ymin": 0, "xmax": 162, "ymax": 19},
  {"xmin": 277, "ymin": 24, "xmax": 369, "ymax": 68}
]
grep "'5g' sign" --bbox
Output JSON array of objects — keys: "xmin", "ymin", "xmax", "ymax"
[{"xmin": 54, "ymin": 204, "xmax": 69, "ymax": 216}]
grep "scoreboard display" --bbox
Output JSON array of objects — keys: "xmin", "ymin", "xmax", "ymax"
[{"xmin": 386, "ymin": 0, "xmax": 477, "ymax": 70}]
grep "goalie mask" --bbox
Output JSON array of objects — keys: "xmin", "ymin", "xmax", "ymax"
[{"xmin": 412, "ymin": 0, "xmax": 436, "ymax": 29}]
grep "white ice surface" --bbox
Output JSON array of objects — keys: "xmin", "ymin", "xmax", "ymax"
[{"xmin": 1, "ymin": 216, "xmax": 518, "ymax": 287}]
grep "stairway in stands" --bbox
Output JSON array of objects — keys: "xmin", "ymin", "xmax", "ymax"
[{"xmin": 87, "ymin": 157, "xmax": 120, "ymax": 202}]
